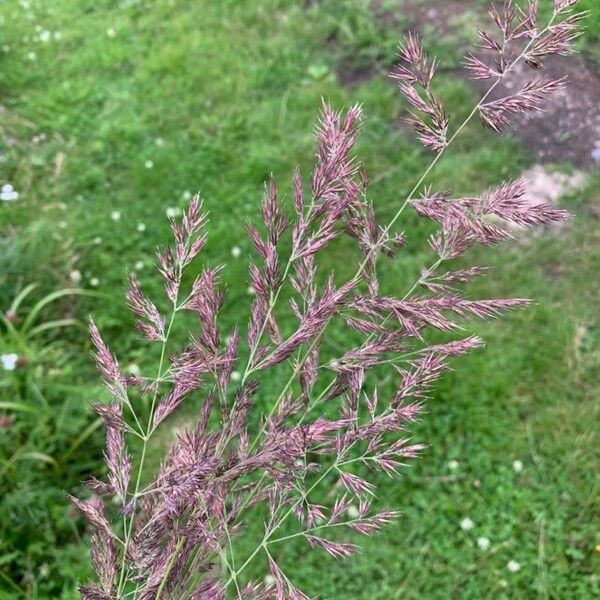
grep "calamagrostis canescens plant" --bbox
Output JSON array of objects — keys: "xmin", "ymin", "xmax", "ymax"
[{"xmin": 73, "ymin": 2, "xmax": 584, "ymax": 598}]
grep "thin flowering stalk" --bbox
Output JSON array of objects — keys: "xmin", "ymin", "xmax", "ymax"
[
  {"xmin": 245, "ymin": 8, "xmax": 560, "ymax": 380},
  {"xmin": 73, "ymin": 3, "xmax": 582, "ymax": 599},
  {"xmin": 238, "ymin": 4, "xmax": 568, "ymax": 438}
]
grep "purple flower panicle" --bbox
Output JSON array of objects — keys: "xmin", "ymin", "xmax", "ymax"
[{"xmin": 74, "ymin": 2, "xmax": 581, "ymax": 598}]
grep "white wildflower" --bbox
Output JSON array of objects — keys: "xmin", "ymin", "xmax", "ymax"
[
  {"xmin": 507, "ymin": 560, "xmax": 521, "ymax": 573},
  {"xmin": 460, "ymin": 517, "xmax": 475, "ymax": 531},
  {"xmin": 155, "ymin": 137, "xmax": 165, "ymax": 147},
  {"xmin": 247, "ymin": 285, "xmax": 256, "ymax": 296},
  {"xmin": 134, "ymin": 260, "xmax": 145, "ymax": 271},
  {"xmin": 182, "ymin": 190, "xmax": 192, "ymax": 201},
  {"xmin": 231, "ymin": 245, "xmax": 242, "ymax": 258},
  {"xmin": 127, "ymin": 363, "xmax": 141, "ymax": 376},
  {"xmin": 476, "ymin": 537, "xmax": 491, "ymax": 551},
  {"xmin": 111, "ymin": 210, "xmax": 121, "ymax": 221},
  {"xmin": 165, "ymin": 207, "xmax": 180, "ymax": 218},
  {"xmin": 89, "ymin": 277, "xmax": 100, "ymax": 287},
  {"xmin": 1, "ymin": 184, "xmax": 19, "ymax": 202},
  {"xmin": 39, "ymin": 30, "xmax": 51, "ymax": 42},
  {"xmin": 1, "ymin": 353, "xmax": 19, "ymax": 371},
  {"xmin": 230, "ymin": 370, "xmax": 241, "ymax": 382},
  {"xmin": 27, "ymin": 51, "xmax": 36, "ymax": 61},
  {"xmin": 448, "ymin": 460, "xmax": 460, "ymax": 471},
  {"xmin": 137, "ymin": 222, "xmax": 146, "ymax": 232},
  {"xmin": 346, "ymin": 505, "xmax": 360, "ymax": 519},
  {"xmin": 144, "ymin": 159, "xmax": 154, "ymax": 169},
  {"xmin": 107, "ymin": 28, "xmax": 116, "ymax": 38},
  {"xmin": 93, "ymin": 236, "xmax": 102, "ymax": 244},
  {"xmin": 512, "ymin": 460, "xmax": 524, "ymax": 473},
  {"xmin": 263, "ymin": 574, "xmax": 276, "ymax": 588},
  {"xmin": 69, "ymin": 269, "xmax": 82, "ymax": 283}
]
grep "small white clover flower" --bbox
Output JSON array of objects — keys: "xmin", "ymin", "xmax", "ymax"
[
  {"xmin": 134, "ymin": 260, "xmax": 145, "ymax": 271},
  {"xmin": 58, "ymin": 221, "xmax": 67, "ymax": 229},
  {"xmin": 69, "ymin": 269, "xmax": 82, "ymax": 283},
  {"xmin": 2, "ymin": 45, "xmax": 10, "ymax": 53},
  {"xmin": 230, "ymin": 370, "xmax": 241, "ymax": 382},
  {"xmin": 476, "ymin": 537, "xmax": 491, "ymax": 551},
  {"xmin": 231, "ymin": 245, "xmax": 242, "ymax": 258},
  {"xmin": 89, "ymin": 277, "xmax": 100, "ymax": 287},
  {"xmin": 346, "ymin": 505, "xmax": 360, "ymax": 519},
  {"xmin": 144, "ymin": 159, "xmax": 154, "ymax": 169},
  {"xmin": 54, "ymin": 31, "xmax": 62, "ymax": 40},
  {"xmin": 182, "ymin": 190, "xmax": 192, "ymax": 201},
  {"xmin": 507, "ymin": 560, "xmax": 521, "ymax": 573},
  {"xmin": 263, "ymin": 574, "xmax": 276, "ymax": 588},
  {"xmin": 137, "ymin": 222, "xmax": 146, "ymax": 232},
  {"xmin": 448, "ymin": 460, "xmax": 460, "ymax": 471},
  {"xmin": 155, "ymin": 137, "xmax": 165, "ymax": 147},
  {"xmin": 1, "ymin": 184, "xmax": 19, "ymax": 202},
  {"xmin": 93, "ymin": 236, "xmax": 102, "ymax": 245},
  {"xmin": 39, "ymin": 30, "xmax": 51, "ymax": 42},
  {"xmin": 165, "ymin": 207, "xmax": 180, "ymax": 218},
  {"xmin": 1, "ymin": 353, "xmax": 19, "ymax": 371},
  {"xmin": 107, "ymin": 28, "xmax": 116, "ymax": 38},
  {"xmin": 460, "ymin": 517, "xmax": 475, "ymax": 531},
  {"xmin": 127, "ymin": 363, "xmax": 141, "ymax": 376},
  {"xmin": 512, "ymin": 460, "xmax": 524, "ymax": 473},
  {"xmin": 27, "ymin": 51, "xmax": 36, "ymax": 61},
  {"xmin": 246, "ymin": 285, "xmax": 256, "ymax": 296},
  {"xmin": 111, "ymin": 210, "xmax": 121, "ymax": 221}
]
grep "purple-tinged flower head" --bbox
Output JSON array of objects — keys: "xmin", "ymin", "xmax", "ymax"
[
  {"xmin": 555, "ymin": 0, "xmax": 580, "ymax": 11},
  {"xmin": 89, "ymin": 533, "xmax": 117, "ymax": 598},
  {"xmin": 306, "ymin": 535, "xmax": 358, "ymax": 560},
  {"xmin": 127, "ymin": 274, "xmax": 165, "ymax": 342},
  {"xmin": 69, "ymin": 495, "xmax": 114, "ymax": 541},
  {"xmin": 479, "ymin": 77, "xmax": 566, "ymax": 133},
  {"xmin": 526, "ymin": 11, "xmax": 585, "ymax": 68},
  {"xmin": 184, "ymin": 267, "xmax": 224, "ymax": 353},
  {"xmin": 391, "ymin": 33, "xmax": 448, "ymax": 152},
  {"xmin": 89, "ymin": 319, "xmax": 128, "ymax": 404},
  {"xmin": 391, "ymin": 32, "xmax": 436, "ymax": 89},
  {"xmin": 78, "ymin": 584, "xmax": 113, "ymax": 600},
  {"xmin": 94, "ymin": 402, "xmax": 131, "ymax": 503},
  {"xmin": 190, "ymin": 579, "xmax": 226, "ymax": 600}
]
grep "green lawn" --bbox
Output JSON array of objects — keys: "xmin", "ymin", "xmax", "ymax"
[{"xmin": 0, "ymin": 0, "xmax": 598, "ymax": 598}]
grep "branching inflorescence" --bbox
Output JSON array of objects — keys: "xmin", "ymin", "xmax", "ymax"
[{"xmin": 73, "ymin": 2, "xmax": 583, "ymax": 598}]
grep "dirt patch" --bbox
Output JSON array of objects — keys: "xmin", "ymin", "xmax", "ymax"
[
  {"xmin": 521, "ymin": 165, "xmax": 585, "ymax": 205},
  {"xmin": 487, "ymin": 55, "xmax": 600, "ymax": 169},
  {"xmin": 336, "ymin": 61, "xmax": 380, "ymax": 88},
  {"xmin": 519, "ymin": 165, "xmax": 585, "ymax": 232},
  {"xmin": 372, "ymin": 0, "xmax": 474, "ymax": 40}
]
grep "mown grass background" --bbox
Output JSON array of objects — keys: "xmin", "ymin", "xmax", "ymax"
[{"xmin": 0, "ymin": 0, "xmax": 598, "ymax": 598}]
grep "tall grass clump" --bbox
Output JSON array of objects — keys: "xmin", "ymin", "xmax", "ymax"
[{"xmin": 72, "ymin": 2, "xmax": 584, "ymax": 598}]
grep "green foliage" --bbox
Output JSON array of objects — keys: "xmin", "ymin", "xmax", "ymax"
[
  {"xmin": 0, "ymin": 0, "xmax": 598, "ymax": 598},
  {"xmin": 0, "ymin": 285, "xmax": 101, "ymax": 597}
]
